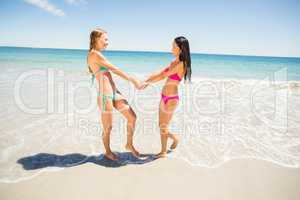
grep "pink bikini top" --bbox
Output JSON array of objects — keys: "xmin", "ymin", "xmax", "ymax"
[{"xmin": 163, "ymin": 62, "xmax": 182, "ymax": 81}]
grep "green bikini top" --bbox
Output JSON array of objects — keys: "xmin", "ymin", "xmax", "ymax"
[{"xmin": 90, "ymin": 66, "xmax": 109, "ymax": 85}]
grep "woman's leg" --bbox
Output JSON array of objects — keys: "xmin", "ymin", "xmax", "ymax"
[
  {"xmin": 168, "ymin": 132, "xmax": 179, "ymax": 150},
  {"xmin": 156, "ymin": 98, "xmax": 178, "ymax": 158},
  {"xmin": 98, "ymin": 96, "xmax": 118, "ymax": 160},
  {"xmin": 113, "ymin": 97, "xmax": 140, "ymax": 157}
]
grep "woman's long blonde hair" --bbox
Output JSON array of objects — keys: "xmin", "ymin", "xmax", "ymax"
[{"xmin": 87, "ymin": 28, "xmax": 107, "ymax": 73}]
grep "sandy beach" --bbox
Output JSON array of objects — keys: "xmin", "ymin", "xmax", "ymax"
[{"xmin": 1, "ymin": 158, "xmax": 300, "ymax": 200}]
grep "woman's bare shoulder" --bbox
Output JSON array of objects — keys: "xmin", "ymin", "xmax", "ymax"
[
  {"xmin": 175, "ymin": 61, "xmax": 185, "ymax": 74},
  {"xmin": 89, "ymin": 50, "xmax": 106, "ymax": 61},
  {"xmin": 174, "ymin": 61, "xmax": 184, "ymax": 69}
]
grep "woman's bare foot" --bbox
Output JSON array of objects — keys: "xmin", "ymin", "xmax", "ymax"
[
  {"xmin": 125, "ymin": 144, "xmax": 140, "ymax": 158},
  {"xmin": 104, "ymin": 152, "xmax": 118, "ymax": 161},
  {"xmin": 154, "ymin": 151, "xmax": 167, "ymax": 158},
  {"xmin": 169, "ymin": 134, "xmax": 179, "ymax": 150}
]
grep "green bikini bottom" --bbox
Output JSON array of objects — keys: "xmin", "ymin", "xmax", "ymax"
[{"xmin": 97, "ymin": 91, "xmax": 116, "ymax": 111}]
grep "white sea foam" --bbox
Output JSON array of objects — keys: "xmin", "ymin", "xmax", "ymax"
[{"xmin": 0, "ymin": 67, "xmax": 300, "ymax": 183}]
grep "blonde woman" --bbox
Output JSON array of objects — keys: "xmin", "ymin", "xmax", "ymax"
[{"xmin": 87, "ymin": 28, "xmax": 145, "ymax": 160}]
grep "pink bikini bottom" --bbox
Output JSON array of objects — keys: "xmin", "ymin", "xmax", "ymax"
[{"xmin": 161, "ymin": 94, "xmax": 179, "ymax": 105}]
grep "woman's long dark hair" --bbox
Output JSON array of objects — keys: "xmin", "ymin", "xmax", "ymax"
[{"xmin": 174, "ymin": 36, "xmax": 191, "ymax": 82}]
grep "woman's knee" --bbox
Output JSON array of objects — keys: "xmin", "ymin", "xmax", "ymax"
[
  {"xmin": 102, "ymin": 125, "xmax": 112, "ymax": 134},
  {"xmin": 159, "ymin": 123, "xmax": 168, "ymax": 135},
  {"xmin": 128, "ymin": 109, "xmax": 137, "ymax": 124}
]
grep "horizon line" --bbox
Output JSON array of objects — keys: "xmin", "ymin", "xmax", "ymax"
[{"xmin": 1, "ymin": 45, "xmax": 299, "ymax": 59}]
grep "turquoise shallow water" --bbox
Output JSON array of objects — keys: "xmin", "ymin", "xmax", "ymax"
[{"xmin": 1, "ymin": 46, "xmax": 300, "ymax": 80}]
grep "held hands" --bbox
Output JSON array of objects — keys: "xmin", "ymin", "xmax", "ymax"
[
  {"xmin": 131, "ymin": 77, "xmax": 149, "ymax": 90},
  {"xmin": 139, "ymin": 81, "xmax": 149, "ymax": 90}
]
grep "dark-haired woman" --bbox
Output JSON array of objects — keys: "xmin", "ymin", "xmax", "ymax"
[{"xmin": 143, "ymin": 36, "xmax": 192, "ymax": 158}]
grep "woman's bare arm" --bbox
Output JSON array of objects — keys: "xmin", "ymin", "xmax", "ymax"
[
  {"xmin": 144, "ymin": 70, "xmax": 165, "ymax": 83},
  {"xmin": 144, "ymin": 62, "xmax": 183, "ymax": 84},
  {"xmin": 89, "ymin": 52, "xmax": 141, "ymax": 88}
]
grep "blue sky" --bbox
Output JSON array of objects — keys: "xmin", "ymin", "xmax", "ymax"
[{"xmin": 0, "ymin": 0, "xmax": 299, "ymax": 57}]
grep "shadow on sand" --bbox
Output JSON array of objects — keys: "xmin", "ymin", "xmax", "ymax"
[{"xmin": 17, "ymin": 152, "xmax": 158, "ymax": 169}]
